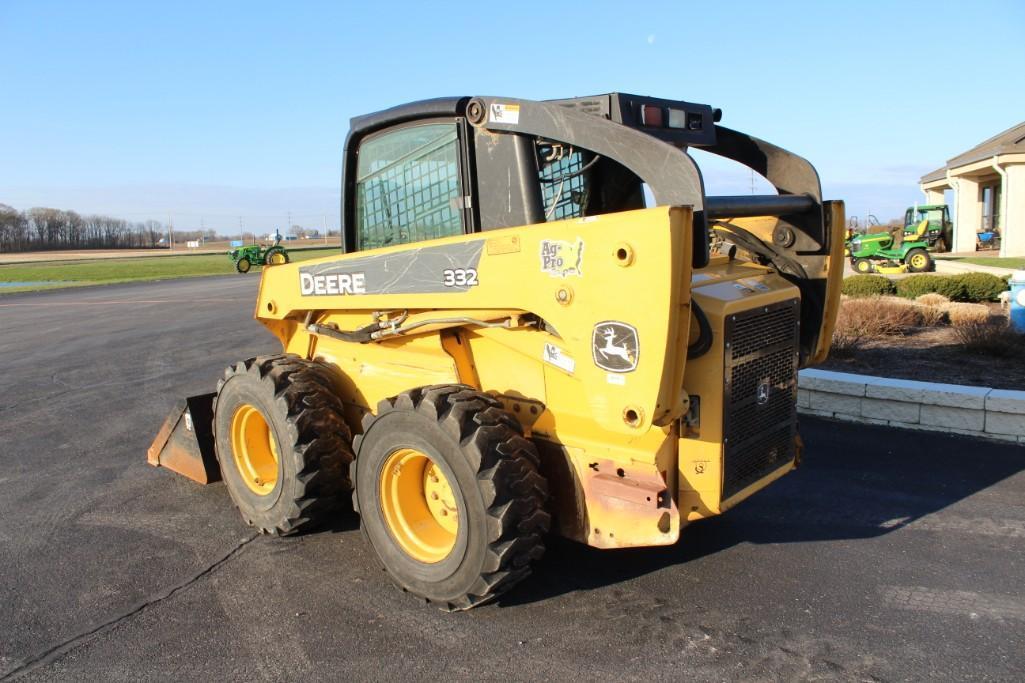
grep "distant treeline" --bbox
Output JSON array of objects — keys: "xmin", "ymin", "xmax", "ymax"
[
  {"xmin": 0, "ymin": 204, "xmax": 343, "ymax": 253},
  {"xmin": 0, "ymin": 204, "xmax": 177, "ymax": 253}
]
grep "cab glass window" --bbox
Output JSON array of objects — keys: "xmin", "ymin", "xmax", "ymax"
[
  {"xmin": 536, "ymin": 140, "xmax": 644, "ymax": 222},
  {"xmin": 355, "ymin": 123, "xmax": 464, "ymax": 249},
  {"xmin": 539, "ymin": 145, "xmax": 589, "ymax": 221}
]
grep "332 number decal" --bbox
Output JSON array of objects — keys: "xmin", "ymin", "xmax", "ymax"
[{"xmin": 442, "ymin": 268, "xmax": 478, "ymax": 287}]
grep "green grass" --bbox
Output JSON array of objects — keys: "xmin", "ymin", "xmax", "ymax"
[
  {"xmin": 942, "ymin": 256, "xmax": 1025, "ymax": 269},
  {"xmin": 0, "ymin": 247, "xmax": 340, "ymax": 294}
]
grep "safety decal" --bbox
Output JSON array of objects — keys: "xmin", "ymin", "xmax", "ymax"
[
  {"xmin": 540, "ymin": 237, "xmax": 584, "ymax": 278},
  {"xmin": 592, "ymin": 321, "xmax": 639, "ymax": 373},
  {"xmin": 489, "ymin": 103, "xmax": 520, "ymax": 124},
  {"xmin": 542, "ymin": 343, "xmax": 575, "ymax": 374},
  {"xmin": 739, "ymin": 277, "xmax": 771, "ymax": 292}
]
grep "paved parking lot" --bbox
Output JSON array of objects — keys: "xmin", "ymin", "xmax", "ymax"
[{"xmin": 2, "ymin": 278, "xmax": 1024, "ymax": 681}]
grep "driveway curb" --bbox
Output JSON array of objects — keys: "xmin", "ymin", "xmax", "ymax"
[{"xmin": 798, "ymin": 369, "xmax": 1025, "ymax": 445}]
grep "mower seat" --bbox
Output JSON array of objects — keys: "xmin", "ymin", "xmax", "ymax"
[{"xmin": 909, "ymin": 218, "xmax": 929, "ymax": 240}]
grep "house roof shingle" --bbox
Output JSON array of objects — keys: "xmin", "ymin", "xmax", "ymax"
[{"xmin": 920, "ymin": 120, "xmax": 1025, "ymax": 184}]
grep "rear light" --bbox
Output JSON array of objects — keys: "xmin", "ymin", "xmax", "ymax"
[
  {"xmin": 668, "ymin": 109, "xmax": 703, "ymax": 131},
  {"xmin": 639, "ymin": 104, "xmax": 664, "ymax": 127}
]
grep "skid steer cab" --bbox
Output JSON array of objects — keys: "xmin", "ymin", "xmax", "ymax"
[{"xmin": 148, "ymin": 93, "xmax": 844, "ymax": 610}]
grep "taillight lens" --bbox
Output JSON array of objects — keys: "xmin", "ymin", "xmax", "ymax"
[{"xmin": 639, "ymin": 104, "xmax": 664, "ymax": 127}]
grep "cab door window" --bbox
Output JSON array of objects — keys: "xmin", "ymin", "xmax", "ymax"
[{"xmin": 355, "ymin": 123, "xmax": 465, "ymax": 250}]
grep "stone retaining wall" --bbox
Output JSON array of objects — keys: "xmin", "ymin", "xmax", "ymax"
[{"xmin": 797, "ymin": 369, "xmax": 1025, "ymax": 444}]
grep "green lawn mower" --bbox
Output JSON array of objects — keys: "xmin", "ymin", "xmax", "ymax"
[
  {"xmin": 845, "ymin": 219, "xmax": 934, "ymax": 274},
  {"xmin": 228, "ymin": 243, "xmax": 290, "ymax": 273}
]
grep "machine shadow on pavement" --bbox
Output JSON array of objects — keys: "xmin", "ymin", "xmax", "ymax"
[{"xmin": 496, "ymin": 417, "xmax": 1025, "ymax": 607}]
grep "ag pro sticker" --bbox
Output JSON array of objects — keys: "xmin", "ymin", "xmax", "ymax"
[{"xmin": 540, "ymin": 238, "xmax": 584, "ymax": 278}]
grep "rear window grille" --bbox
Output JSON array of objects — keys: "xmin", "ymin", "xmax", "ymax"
[{"xmin": 722, "ymin": 298, "xmax": 800, "ymax": 499}]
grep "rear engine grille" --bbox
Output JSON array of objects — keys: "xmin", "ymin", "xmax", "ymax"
[{"xmin": 722, "ymin": 299, "xmax": 800, "ymax": 499}]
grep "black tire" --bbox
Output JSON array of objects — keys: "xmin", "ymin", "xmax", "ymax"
[
  {"xmin": 905, "ymin": 248, "xmax": 933, "ymax": 273},
  {"xmin": 853, "ymin": 257, "xmax": 874, "ymax": 274},
  {"xmin": 213, "ymin": 354, "xmax": 353, "ymax": 535},
  {"xmin": 235, "ymin": 257, "xmax": 251, "ymax": 274},
  {"xmin": 265, "ymin": 247, "xmax": 289, "ymax": 266},
  {"xmin": 354, "ymin": 385, "xmax": 550, "ymax": 610}
]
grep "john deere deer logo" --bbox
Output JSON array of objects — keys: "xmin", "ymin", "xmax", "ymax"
[
  {"xmin": 756, "ymin": 381, "xmax": 771, "ymax": 405},
  {"xmin": 592, "ymin": 321, "xmax": 639, "ymax": 373}
]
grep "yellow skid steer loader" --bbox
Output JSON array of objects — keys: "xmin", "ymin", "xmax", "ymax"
[{"xmin": 148, "ymin": 93, "xmax": 844, "ymax": 609}]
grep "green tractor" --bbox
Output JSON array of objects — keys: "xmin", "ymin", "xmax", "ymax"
[
  {"xmin": 903, "ymin": 204, "xmax": 953, "ymax": 252},
  {"xmin": 846, "ymin": 218, "xmax": 934, "ymax": 274},
  {"xmin": 228, "ymin": 243, "xmax": 290, "ymax": 274}
]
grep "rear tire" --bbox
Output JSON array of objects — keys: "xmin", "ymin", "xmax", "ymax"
[
  {"xmin": 235, "ymin": 257, "xmax": 251, "ymax": 274},
  {"xmin": 265, "ymin": 247, "xmax": 289, "ymax": 266},
  {"xmin": 905, "ymin": 248, "xmax": 933, "ymax": 273},
  {"xmin": 354, "ymin": 385, "xmax": 550, "ymax": 610},
  {"xmin": 213, "ymin": 355, "xmax": 353, "ymax": 535}
]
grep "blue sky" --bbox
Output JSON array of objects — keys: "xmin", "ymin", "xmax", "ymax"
[{"xmin": 2, "ymin": 0, "xmax": 1023, "ymax": 232}]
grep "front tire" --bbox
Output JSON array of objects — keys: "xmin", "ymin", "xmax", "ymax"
[
  {"xmin": 853, "ymin": 257, "xmax": 874, "ymax": 274},
  {"xmin": 905, "ymin": 248, "xmax": 933, "ymax": 273},
  {"xmin": 354, "ymin": 385, "xmax": 550, "ymax": 610},
  {"xmin": 235, "ymin": 257, "xmax": 251, "ymax": 274},
  {"xmin": 213, "ymin": 355, "xmax": 353, "ymax": 535}
]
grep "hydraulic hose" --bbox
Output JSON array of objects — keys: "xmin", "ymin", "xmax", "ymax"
[{"xmin": 688, "ymin": 300, "xmax": 713, "ymax": 359}]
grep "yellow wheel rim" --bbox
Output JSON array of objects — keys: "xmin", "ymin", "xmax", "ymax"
[
  {"xmin": 268, "ymin": 252, "xmax": 286, "ymax": 265},
  {"xmin": 857, "ymin": 261, "xmax": 871, "ymax": 273},
  {"xmin": 379, "ymin": 448, "xmax": 458, "ymax": 563},
  {"xmin": 229, "ymin": 404, "xmax": 280, "ymax": 495},
  {"xmin": 910, "ymin": 254, "xmax": 927, "ymax": 268}
]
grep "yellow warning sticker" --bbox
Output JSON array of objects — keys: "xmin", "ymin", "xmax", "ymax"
[{"xmin": 490, "ymin": 103, "xmax": 520, "ymax": 124}]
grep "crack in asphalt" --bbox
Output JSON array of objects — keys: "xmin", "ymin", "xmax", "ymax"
[{"xmin": 1, "ymin": 534, "xmax": 259, "ymax": 681}]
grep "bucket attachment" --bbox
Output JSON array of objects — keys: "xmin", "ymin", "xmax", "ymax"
[{"xmin": 147, "ymin": 393, "xmax": 221, "ymax": 484}]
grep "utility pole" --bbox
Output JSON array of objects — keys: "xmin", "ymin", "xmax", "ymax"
[
  {"xmin": 323, "ymin": 214, "xmax": 328, "ymax": 245},
  {"xmin": 168, "ymin": 214, "xmax": 174, "ymax": 251}
]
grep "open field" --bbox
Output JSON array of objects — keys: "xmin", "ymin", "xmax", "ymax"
[
  {"xmin": 0, "ymin": 240, "xmax": 337, "ymax": 264},
  {"xmin": 0, "ymin": 247, "xmax": 339, "ymax": 294},
  {"xmin": 1, "ymin": 278, "xmax": 1024, "ymax": 680}
]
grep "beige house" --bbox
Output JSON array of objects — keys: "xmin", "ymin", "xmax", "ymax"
[{"xmin": 920, "ymin": 121, "xmax": 1025, "ymax": 256}]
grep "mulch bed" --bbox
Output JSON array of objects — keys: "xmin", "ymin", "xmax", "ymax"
[{"xmin": 819, "ymin": 323, "xmax": 1025, "ymax": 391}]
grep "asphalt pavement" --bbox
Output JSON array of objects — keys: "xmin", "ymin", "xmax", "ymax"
[{"xmin": 1, "ymin": 277, "xmax": 1024, "ymax": 681}]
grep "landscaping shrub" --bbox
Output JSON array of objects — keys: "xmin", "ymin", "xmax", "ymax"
[
  {"xmin": 917, "ymin": 303, "xmax": 947, "ymax": 326},
  {"xmin": 831, "ymin": 297, "xmax": 922, "ymax": 356},
  {"xmin": 951, "ymin": 272, "xmax": 1010, "ymax": 302},
  {"xmin": 895, "ymin": 274, "xmax": 965, "ymax": 300},
  {"xmin": 913, "ymin": 293, "xmax": 950, "ymax": 326},
  {"xmin": 915, "ymin": 293, "xmax": 950, "ymax": 307},
  {"xmin": 946, "ymin": 303, "xmax": 991, "ymax": 327},
  {"xmin": 841, "ymin": 275, "xmax": 895, "ymax": 298},
  {"xmin": 953, "ymin": 321, "xmax": 1025, "ymax": 358}
]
